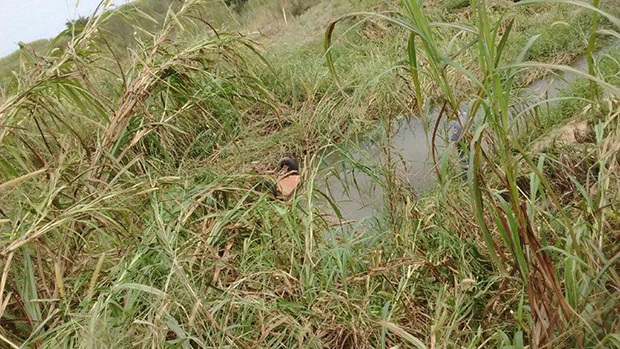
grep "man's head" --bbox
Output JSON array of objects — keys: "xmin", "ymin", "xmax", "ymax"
[{"xmin": 277, "ymin": 157, "xmax": 299, "ymax": 174}]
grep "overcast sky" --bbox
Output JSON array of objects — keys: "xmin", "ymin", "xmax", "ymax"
[{"xmin": 0, "ymin": 0, "xmax": 131, "ymax": 58}]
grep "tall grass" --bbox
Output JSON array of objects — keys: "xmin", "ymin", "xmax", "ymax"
[
  {"xmin": 0, "ymin": 1, "xmax": 280, "ymax": 346},
  {"xmin": 327, "ymin": 0, "xmax": 620, "ymax": 347},
  {"xmin": 1, "ymin": 0, "xmax": 619, "ymax": 347}
]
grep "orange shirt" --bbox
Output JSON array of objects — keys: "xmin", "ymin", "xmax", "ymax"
[{"xmin": 275, "ymin": 174, "xmax": 301, "ymax": 199}]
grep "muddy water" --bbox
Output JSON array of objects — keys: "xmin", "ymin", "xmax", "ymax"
[
  {"xmin": 320, "ymin": 116, "xmax": 451, "ymax": 222},
  {"xmin": 319, "ymin": 42, "xmax": 619, "ymax": 223}
]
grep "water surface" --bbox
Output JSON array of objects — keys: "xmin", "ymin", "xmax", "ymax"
[{"xmin": 320, "ymin": 42, "xmax": 620, "ymax": 223}]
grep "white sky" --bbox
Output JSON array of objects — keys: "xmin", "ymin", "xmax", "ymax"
[{"xmin": 0, "ymin": 0, "xmax": 131, "ymax": 58}]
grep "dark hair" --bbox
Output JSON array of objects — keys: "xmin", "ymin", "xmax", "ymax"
[
  {"xmin": 277, "ymin": 157, "xmax": 299, "ymax": 173},
  {"xmin": 256, "ymin": 180, "xmax": 278, "ymax": 197}
]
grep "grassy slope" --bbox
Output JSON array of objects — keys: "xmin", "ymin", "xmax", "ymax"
[
  {"xmin": 0, "ymin": 0, "xmax": 619, "ymax": 348},
  {"xmin": 0, "ymin": 40, "xmax": 52, "ymax": 80},
  {"xmin": 0, "ymin": 0, "xmax": 180, "ymax": 84}
]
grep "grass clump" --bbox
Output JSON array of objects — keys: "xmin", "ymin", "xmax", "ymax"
[{"xmin": 441, "ymin": 0, "xmax": 471, "ymax": 12}]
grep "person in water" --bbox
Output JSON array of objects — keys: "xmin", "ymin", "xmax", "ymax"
[{"xmin": 274, "ymin": 157, "xmax": 301, "ymax": 199}]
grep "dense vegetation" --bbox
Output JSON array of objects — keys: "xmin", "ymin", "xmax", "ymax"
[{"xmin": 0, "ymin": 0, "xmax": 619, "ymax": 347}]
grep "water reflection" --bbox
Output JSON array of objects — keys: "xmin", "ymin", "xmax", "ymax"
[
  {"xmin": 319, "ymin": 42, "xmax": 619, "ymax": 223},
  {"xmin": 320, "ymin": 114, "xmax": 454, "ymax": 222}
]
